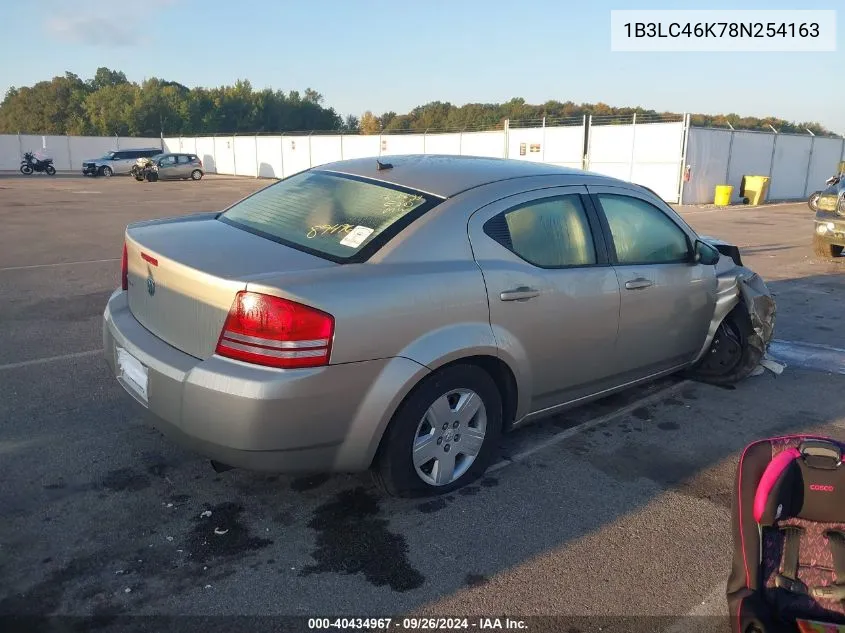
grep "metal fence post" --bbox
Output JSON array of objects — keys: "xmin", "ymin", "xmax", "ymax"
[
  {"xmin": 280, "ymin": 134, "xmax": 285, "ymax": 179},
  {"xmin": 308, "ymin": 132, "xmax": 313, "ymax": 167},
  {"xmin": 340, "ymin": 133, "xmax": 345, "ymax": 160},
  {"xmin": 802, "ymin": 134, "xmax": 816, "ymax": 198},
  {"xmin": 584, "ymin": 115, "xmax": 593, "ymax": 171},
  {"xmin": 66, "ymin": 135, "xmax": 73, "ymax": 171},
  {"xmin": 541, "ymin": 117, "xmax": 546, "ymax": 163},
  {"xmin": 629, "ymin": 112, "xmax": 637, "ymax": 181},
  {"xmin": 212, "ymin": 136, "xmax": 217, "ymax": 174},
  {"xmin": 767, "ymin": 127, "xmax": 779, "ymax": 188},
  {"xmin": 378, "ymin": 133, "xmax": 383, "ymax": 157},
  {"xmin": 677, "ymin": 113, "xmax": 690, "ymax": 205},
  {"xmin": 254, "ymin": 134, "xmax": 259, "ymax": 178},
  {"xmin": 423, "ymin": 129, "xmax": 427, "ymax": 154},
  {"xmin": 582, "ymin": 115, "xmax": 589, "ymax": 170},
  {"xmin": 840, "ymin": 137, "xmax": 845, "ymax": 168},
  {"xmin": 724, "ymin": 130, "xmax": 735, "ymax": 188},
  {"xmin": 502, "ymin": 119, "xmax": 509, "ymax": 158},
  {"xmin": 232, "ymin": 135, "xmax": 237, "ymax": 176}
]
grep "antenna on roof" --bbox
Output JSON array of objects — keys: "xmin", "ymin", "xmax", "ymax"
[{"xmin": 376, "ymin": 159, "xmax": 393, "ymax": 171}]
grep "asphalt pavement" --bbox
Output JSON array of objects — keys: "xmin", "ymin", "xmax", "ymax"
[{"xmin": 1, "ymin": 175, "xmax": 844, "ymax": 632}]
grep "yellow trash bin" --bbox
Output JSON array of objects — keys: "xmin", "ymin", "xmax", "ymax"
[
  {"xmin": 714, "ymin": 185, "xmax": 733, "ymax": 206},
  {"xmin": 740, "ymin": 175, "xmax": 771, "ymax": 206}
]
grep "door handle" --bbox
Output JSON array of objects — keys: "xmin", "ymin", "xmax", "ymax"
[
  {"xmin": 624, "ymin": 278, "xmax": 653, "ymax": 290},
  {"xmin": 500, "ymin": 286, "xmax": 540, "ymax": 301}
]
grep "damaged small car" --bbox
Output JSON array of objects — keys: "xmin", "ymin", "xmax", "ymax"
[
  {"xmin": 103, "ymin": 155, "xmax": 776, "ymax": 497},
  {"xmin": 812, "ymin": 175, "xmax": 845, "ymax": 258}
]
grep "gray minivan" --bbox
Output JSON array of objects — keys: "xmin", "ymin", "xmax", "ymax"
[{"xmin": 82, "ymin": 148, "xmax": 163, "ymax": 177}]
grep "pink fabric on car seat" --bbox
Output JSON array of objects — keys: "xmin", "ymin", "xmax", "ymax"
[{"xmin": 753, "ymin": 447, "xmax": 801, "ymax": 524}]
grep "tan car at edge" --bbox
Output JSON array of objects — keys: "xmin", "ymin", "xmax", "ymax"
[{"xmin": 102, "ymin": 155, "xmax": 775, "ymax": 497}]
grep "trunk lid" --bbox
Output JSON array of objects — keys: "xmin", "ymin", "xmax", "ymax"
[{"xmin": 125, "ymin": 215, "xmax": 336, "ymax": 359}]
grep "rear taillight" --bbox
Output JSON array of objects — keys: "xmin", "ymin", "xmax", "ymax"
[
  {"xmin": 215, "ymin": 292, "xmax": 334, "ymax": 369},
  {"xmin": 121, "ymin": 243, "xmax": 128, "ymax": 291}
]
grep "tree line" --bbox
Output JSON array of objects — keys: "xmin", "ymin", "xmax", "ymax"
[{"xmin": 0, "ymin": 67, "xmax": 836, "ymax": 138}]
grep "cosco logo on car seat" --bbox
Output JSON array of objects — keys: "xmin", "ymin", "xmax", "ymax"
[{"xmin": 809, "ymin": 484, "xmax": 835, "ymax": 492}]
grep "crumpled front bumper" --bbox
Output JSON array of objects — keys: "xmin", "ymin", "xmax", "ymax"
[{"xmin": 692, "ymin": 236, "xmax": 777, "ymax": 365}]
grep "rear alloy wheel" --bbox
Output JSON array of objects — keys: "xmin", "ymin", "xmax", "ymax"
[
  {"xmin": 191, "ymin": 169, "xmax": 203, "ymax": 180},
  {"xmin": 373, "ymin": 364, "xmax": 502, "ymax": 497},
  {"xmin": 813, "ymin": 235, "xmax": 843, "ymax": 259},
  {"xmin": 686, "ymin": 305, "xmax": 762, "ymax": 386},
  {"xmin": 45, "ymin": 165, "xmax": 56, "ymax": 175},
  {"xmin": 100, "ymin": 166, "xmax": 113, "ymax": 177}
]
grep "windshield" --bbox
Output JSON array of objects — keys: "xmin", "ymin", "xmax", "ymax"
[
  {"xmin": 102, "ymin": 151, "xmax": 117, "ymax": 159},
  {"xmin": 219, "ymin": 170, "xmax": 437, "ymax": 261}
]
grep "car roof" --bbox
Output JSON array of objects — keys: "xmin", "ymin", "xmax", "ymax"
[{"xmin": 315, "ymin": 154, "xmax": 623, "ymax": 198}]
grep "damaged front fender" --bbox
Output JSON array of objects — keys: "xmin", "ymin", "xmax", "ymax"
[{"xmin": 691, "ymin": 236, "xmax": 777, "ymax": 368}]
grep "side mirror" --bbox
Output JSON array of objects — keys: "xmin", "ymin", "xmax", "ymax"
[{"xmin": 694, "ymin": 240, "xmax": 720, "ymax": 266}]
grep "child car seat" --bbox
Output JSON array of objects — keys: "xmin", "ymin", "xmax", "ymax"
[{"xmin": 728, "ymin": 435, "xmax": 845, "ymax": 633}]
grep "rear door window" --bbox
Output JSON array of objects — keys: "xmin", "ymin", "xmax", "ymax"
[{"xmin": 219, "ymin": 170, "xmax": 440, "ymax": 262}]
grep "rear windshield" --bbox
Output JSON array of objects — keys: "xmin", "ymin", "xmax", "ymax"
[{"xmin": 219, "ymin": 170, "xmax": 438, "ymax": 261}]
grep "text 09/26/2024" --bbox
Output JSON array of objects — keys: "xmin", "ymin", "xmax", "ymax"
[{"xmin": 610, "ymin": 9, "xmax": 837, "ymax": 52}]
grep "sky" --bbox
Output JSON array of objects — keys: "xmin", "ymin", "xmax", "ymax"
[{"xmin": 1, "ymin": 0, "xmax": 843, "ymax": 133}]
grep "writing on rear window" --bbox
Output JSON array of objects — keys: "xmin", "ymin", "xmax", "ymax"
[{"xmin": 218, "ymin": 171, "xmax": 434, "ymax": 261}]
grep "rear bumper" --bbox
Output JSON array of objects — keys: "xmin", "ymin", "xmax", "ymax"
[
  {"xmin": 102, "ymin": 290, "xmax": 429, "ymax": 473},
  {"xmin": 815, "ymin": 218, "xmax": 845, "ymax": 246}
]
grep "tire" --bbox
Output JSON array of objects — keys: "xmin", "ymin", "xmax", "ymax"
[
  {"xmin": 373, "ymin": 364, "xmax": 503, "ymax": 498},
  {"xmin": 145, "ymin": 172, "xmax": 158, "ymax": 182},
  {"xmin": 99, "ymin": 166, "xmax": 113, "ymax": 177},
  {"xmin": 808, "ymin": 191, "xmax": 822, "ymax": 212},
  {"xmin": 191, "ymin": 169, "xmax": 203, "ymax": 181},
  {"xmin": 134, "ymin": 175, "xmax": 145, "ymax": 182},
  {"xmin": 20, "ymin": 164, "xmax": 33, "ymax": 175},
  {"xmin": 813, "ymin": 235, "xmax": 844, "ymax": 259},
  {"xmin": 45, "ymin": 165, "xmax": 56, "ymax": 175},
  {"xmin": 685, "ymin": 305, "xmax": 763, "ymax": 387}
]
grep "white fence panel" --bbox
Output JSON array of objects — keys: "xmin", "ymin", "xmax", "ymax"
[
  {"xmin": 281, "ymin": 136, "xmax": 311, "ymax": 177},
  {"xmin": 806, "ymin": 137, "xmax": 845, "ymax": 195},
  {"xmin": 460, "ymin": 131, "xmax": 504, "ymax": 157},
  {"xmin": 769, "ymin": 135, "xmax": 813, "ymax": 200},
  {"xmin": 423, "ymin": 133, "xmax": 461, "ymax": 155},
  {"xmin": 587, "ymin": 124, "xmax": 635, "ymax": 180},
  {"xmin": 507, "ymin": 128, "xmax": 546, "ymax": 162},
  {"xmin": 69, "ymin": 136, "xmax": 122, "ymax": 167},
  {"xmin": 725, "ymin": 132, "xmax": 775, "ymax": 203},
  {"xmin": 172, "ymin": 137, "xmax": 197, "ymax": 154},
  {"xmin": 256, "ymin": 136, "xmax": 283, "ymax": 178},
  {"xmin": 163, "ymin": 137, "xmax": 180, "ymax": 153},
  {"xmin": 195, "ymin": 137, "xmax": 216, "ymax": 173},
  {"xmin": 340, "ymin": 135, "xmax": 380, "ymax": 159},
  {"xmin": 633, "ymin": 122, "xmax": 685, "ymax": 202},
  {"xmin": 119, "ymin": 137, "xmax": 162, "ymax": 151},
  {"xmin": 381, "ymin": 134, "xmax": 425, "ymax": 156},
  {"xmin": 310, "ymin": 136, "xmax": 343, "ymax": 167},
  {"xmin": 214, "ymin": 136, "xmax": 236, "ymax": 175},
  {"xmin": 543, "ymin": 126, "xmax": 585, "ymax": 168},
  {"xmin": 233, "ymin": 136, "xmax": 257, "ymax": 177},
  {"xmin": 682, "ymin": 128, "xmax": 733, "ymax": 204},
  {"xmin": 0, "ymin": 135, "xmax": 21, "ymax": 169}
]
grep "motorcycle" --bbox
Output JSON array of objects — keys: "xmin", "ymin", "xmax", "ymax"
[
  {"xmin": 20, "ymin": 151, "xmax": 56, "ymax": 176},
  {"xmin": 809, "ymin": 174, "xmax": 841, "ymax": 211}
]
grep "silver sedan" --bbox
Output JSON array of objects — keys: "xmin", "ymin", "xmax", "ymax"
[{"xmin": 102, "ymin": 155, "xmax": 775, "ymax": 497}]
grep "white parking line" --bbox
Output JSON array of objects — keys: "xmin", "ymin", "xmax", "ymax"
[
  {"xmin": 487, "ymin": 379, "xmax": 690, "ymax": 473},
  {"xmin": 0, "ymin": 258, "xmax": 119, "ymax": 272},
  {"xmin": 0, "ymin": 349, "xmax": 102, "ymax": 371}
]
